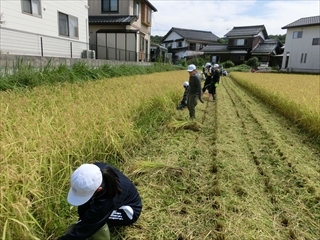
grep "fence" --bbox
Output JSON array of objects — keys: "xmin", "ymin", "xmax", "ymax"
[{"xmin": 0, "ymin": 28, "xmax": 150, "ymax": 62}]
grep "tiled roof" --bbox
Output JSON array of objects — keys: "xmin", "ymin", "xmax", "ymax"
[
  {"xmin": 163, "ymin": 27, "xmax": 219, "ymax": 43},
  {"xmin": 225, "ymin": 25, "xmax": 267, "ymax": 37},
  {"xmin": 282, "ymin": 15, "xmax": 320, "ymax": 29},
  {"xmin": 251, "ymin": 43, "xmax": 277, "ymax": 53},
  {"xmin": 201, "ymin": 44, "xmax": 229, "ymax": 52},
  {"xmin": 89, "ymin": 16, "xmax": 137, "ymax": 25},
  {"xmin": 264, "ymin": 39, "xmax": 279, "ymax": 43}
]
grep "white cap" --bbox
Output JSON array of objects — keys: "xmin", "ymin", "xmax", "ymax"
[
  {"xmin": 205, "ymin": 62, "xmax": 211, "ymax": 67},
  {"xmin": 187, "ymin": 64, "xmax": 196, "ymax": 72},
  {"xmin": 213, "ymin": 64, "xmax": 219, "ymax": 68},
  {"xmin": 183, "ymin": 81, "xmax": 189, "ymax": 87},
  {"xmin": 67, "ymin": 164, "xmax": 103, "ymax": 206}
]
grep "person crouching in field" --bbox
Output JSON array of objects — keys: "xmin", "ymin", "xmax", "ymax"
[
  {"xmin": 177, "ymin": 81, "xmax": 189, "ymax": 110},
  {"xmin": 57, "ymin": 162, "xmax": 142, "ymax": 240},
  {"xmin": 187, "ymin": 64, "xmax": 204, "ymax": 119}
]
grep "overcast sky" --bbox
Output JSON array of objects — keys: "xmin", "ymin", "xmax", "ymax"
[{"xmin": 149, "ymin": 0, "xmax": 320, "ymax": 38}]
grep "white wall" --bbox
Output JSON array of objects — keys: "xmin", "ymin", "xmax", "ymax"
[
  {"xmin": 282, "ymin": 25, "xmax": 320, "ymax": 72},
  {"xmin": 0, "ymin": 0, "xmax": 89, "ymax": 58},
  {"xmin": 163, "ymin": 31, "xmax": 183, "ymax": 42}
]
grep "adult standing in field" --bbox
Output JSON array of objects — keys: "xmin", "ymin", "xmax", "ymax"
[
  {"xmin": 202, "ymin": 62, "xmax": 213, "ymax": 98},
  {"xmin": 187, "ymin": 64, "xmax": 204, "ymax": 120},
  {"xmin": 57, "ymin": 162, "xmax": 142, "ymax": 240},
  {"xmin": 209, "ymin": 64, "xmax": 221, "ymax": 102}
]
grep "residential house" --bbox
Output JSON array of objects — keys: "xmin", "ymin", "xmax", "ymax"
[
  {"xmin": 281, "ymin": 15, "xmax": 320, "ymax": 73},
  {"xmin": 150, "ymin": 43, "xmax": 170, "ymax": 62},
  {"xmin": 0, "ymin": 0, "xmax": 89, "ymax": 58},
  {"xmin": 88, "ymin": 0, "xmax": 157, "ymax": 61},
  {"xmin": 251, "ymin": 39, "xmax": 284, "ymax": 67},
  {"xmin": 201, "ymin": 25, "xmax": 283, "ymax": 66},
  {"xmin": 161, "ymin": 27, "xmax": 219, "ymax": 63}
]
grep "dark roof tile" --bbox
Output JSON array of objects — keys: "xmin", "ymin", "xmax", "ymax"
[
  {"xmin": 225, "ymin": 25, "xmax": 267, "ymax": 38},
  {"xmin": 282, "ymin": 15, "xmax": 320, "ymax": 29},
  {"xmin": 89, "ymin": 16, "xmax": 137, "ymax": 25},
  {"xmin": 201, "ymin": 44, "xmax": 228, "ymax": 52},
  {"xmin": 163, "ymin": 27, "xmax": 219, "ymax": 43},
  {"xmin": 251, "ymin": 43, "xmax": 277, "ymax": 53}
]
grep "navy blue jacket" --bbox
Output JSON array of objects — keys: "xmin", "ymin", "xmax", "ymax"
[{"xmin": 58, "ymin": 162, "xmax": 142, "ymax": 240}]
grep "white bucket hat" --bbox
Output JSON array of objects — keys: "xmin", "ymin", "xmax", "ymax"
[{"xmin": 67, "ymin": 164, "xmax": 103, "ymax": 206}]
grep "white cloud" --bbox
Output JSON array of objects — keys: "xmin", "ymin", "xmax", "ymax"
[{"xmin": 150, "ymin": 0, "xmax": 320, "ymax": 37}]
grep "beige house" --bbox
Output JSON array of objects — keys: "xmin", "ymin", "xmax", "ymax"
[{"xmin": 88, "ymin": 0, "xmax": 157, "ymax": 61}]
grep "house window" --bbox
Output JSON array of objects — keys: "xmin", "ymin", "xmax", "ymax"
[
  {"xmin": 146, "ymin": 39, "xmax": 149, "ymax": 60},
  {"xmin": 300, "ymin": 53, "xmax": 306, "ymax": 63},
  {"xmin": 147, "ymin": 7, "xmax": 151, "ymax": 23},
  {"xmin": 293, "ymin": 31, "xmax": 303, "ymax": 39},
  {"xmin": 177, "ymin": 41, "xmax": 183, "ymax": 47},
  {"xmin": 212, "ymin": 56, "xmax": 220, "ymax": 63},
  {"xmin": 58, "ymin": 12, "xmax": 78, "ymax": 38},
  {"xmin": 300, "ymin": 53, "xmax": 307, "ymax": 63},
  {"xmin": 102, "ymin": 0, "xmax": 118, "ymax": 12},
  {"xmin": 140, "ymin": 36, "xmax": 144, "ymax": 50},
  {"xmin": 235, "ymin": 39, "xmax": 247, "ymax": 46},
  {"xmin": 21, "ymin": 0, "xmax": 41, "ymax": 16},
  {"xmin": 134, "ymin": 0, "xmax": 139, "ymax": 16},
  {"xmin": 239, "ymin": 56, "xmax": 245, "ymax": 60},
  {"xmin": 312, "ymin": 38, "xmax": 320, "ymax": 45},
  {"xmin": 189, "ymin": 43, "xmax": 196, "ymax": 51},
  {"xmin": 141, "ymin": 3, "xmax": 151, "ymax": 25}
]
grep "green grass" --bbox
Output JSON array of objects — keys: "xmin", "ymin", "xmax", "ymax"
[{"xmin": 0, "ymin": 59, "xmax": 183, "ymax": 91}]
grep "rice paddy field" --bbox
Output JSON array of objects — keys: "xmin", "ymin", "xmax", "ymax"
[{"xmin": 0, "ymin": 70, "xmax": 319, "ymax": 239}]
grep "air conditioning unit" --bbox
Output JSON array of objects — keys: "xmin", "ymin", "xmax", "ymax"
[{"xmin": 82, "ymin": 50, "xmax": 95, "ymax": 59}]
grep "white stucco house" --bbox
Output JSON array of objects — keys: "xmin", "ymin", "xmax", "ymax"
[
  {"xmin": 161, "ymin": 27, "xmax": 219, "ymax": 63},
  {"xmin": 0, "ymin": 0, "xmax": 90, "ymax": 58},
  {"xmin": 281, "ymin": 15, "xmax": 320, "ymax": 73}
]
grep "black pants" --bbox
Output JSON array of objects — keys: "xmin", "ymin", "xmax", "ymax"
[{"xmin": 202, "ymin": 77, "xmax": 212, "ymax": 93}]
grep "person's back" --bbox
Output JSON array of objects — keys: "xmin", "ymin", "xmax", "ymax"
[
  {"xmin": 189, "ymin": 72, "xmax": 201, "ymax": 95},
  {"xmin": 57, "ymin": 162, "xmax": 142, "ymax": 240}
]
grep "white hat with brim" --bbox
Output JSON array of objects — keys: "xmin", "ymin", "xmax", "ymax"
[
  {"xmin": 187, "ymin": 64, "xmax": 196, "ymax": 72},
  {"xmin": 67, "ymin": 164, "xmax": 103, "ymax": 206}
]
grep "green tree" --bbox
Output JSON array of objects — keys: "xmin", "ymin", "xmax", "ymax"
[
  {"xmin": 268, "ymin": 34, "xmax": 286, "ymax": 44},
  {"xmin": 217, "ymin": 38, "xmax": 228, "ymax": 44},
  {"xmin": 151, "ymin": 35, "xmax": 163, "ymax": 44},
  {"xmin": 246, "ymin": 57, "xmax": 259, "ymax": 68}
]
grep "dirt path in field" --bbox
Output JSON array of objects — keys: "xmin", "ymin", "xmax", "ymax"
[{"xmin": 127, "ymin": 76, "xmax": 320, "ymax": 240}]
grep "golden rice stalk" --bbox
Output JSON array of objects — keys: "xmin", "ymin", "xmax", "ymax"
[{"xmin": 167, "ymin": 118, "xmax": 202, "ymax": 131}]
